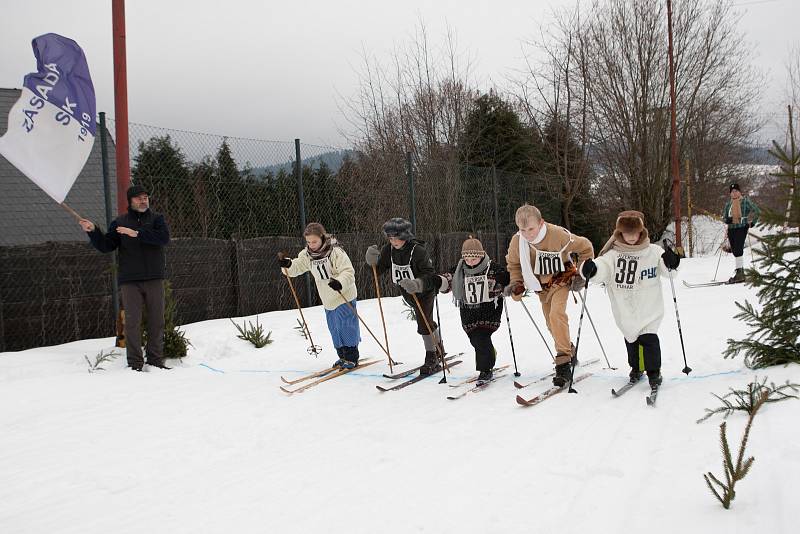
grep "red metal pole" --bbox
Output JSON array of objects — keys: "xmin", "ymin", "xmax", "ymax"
[
  {"xmin": 667, "ymin": 0, "xmax": 682, "ymax": 249},
  {"xmin": 112, "ymin": 0, "xmax": 131, "ymax": 214}
]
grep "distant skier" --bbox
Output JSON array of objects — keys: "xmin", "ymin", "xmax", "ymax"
[
  {"xmin": 366, "ymin": 218, "xmax": 444, "ymax": 375},
  {"xmin": 437, "ymin": 236, "xmax": 510, "ymax": 385},
  {"xmin": 505, "ymin": 204, "xmax": 594, "ymax": 387},
  {"xmin": 579, "ymin": 210, "xmax": 680, "ymax": 391},
  {"xmin": 722, "ymin": 183, "xmax": 759, "ymax": 284},
  {"xmin": 279, "ymin": 223, "xmax": 361, "ymax": 369}
]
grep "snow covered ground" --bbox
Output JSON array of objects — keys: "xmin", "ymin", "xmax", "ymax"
[{"xmin": 1, "ymin": 247, "xmax": 798, "ymax": 533}]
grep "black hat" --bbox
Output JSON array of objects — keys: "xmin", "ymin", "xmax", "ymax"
[
  {"xmin": 126, "ymin": 184, "xmax": 148, "ymax": 203},
  {"xmin": 729, "ymin": 183, "xmax": 741, "ymax": 192},
  {"xmin": 382, "ymin": 217, "xmax": 414, "ymax": 241}
]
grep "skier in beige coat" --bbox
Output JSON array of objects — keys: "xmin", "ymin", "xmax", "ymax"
[{"xmin": 505, "ymin": 204, "xmax": 594, "ymax": 386}]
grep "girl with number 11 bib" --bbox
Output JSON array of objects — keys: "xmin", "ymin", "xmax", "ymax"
[{"xmin": 279, "ymin": 223, "xmax": 361, "ymax": 369}]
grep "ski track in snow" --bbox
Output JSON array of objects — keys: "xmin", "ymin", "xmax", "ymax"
[{"xmin": 1, "ymin": 242, "xmax": 799, "ymax": 533}]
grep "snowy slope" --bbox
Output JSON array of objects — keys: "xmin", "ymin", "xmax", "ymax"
[{"xmin": 1, "ymin": 253, "xmax": 798, "ymax": 534}]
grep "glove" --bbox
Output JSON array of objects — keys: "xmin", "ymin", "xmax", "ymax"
[
  {"xmin": 580, "ymin": 259, "xmax": 597, "ymax": 279},
  {"xmin": 365, "ymin": 245, "xmax": 380, "ymax": 266},
  {"xmin": 278, "ymin": 257, "xmax": 292, "ymax": 269},
  {"xmin": 571, "ymin": 276, "xmax": 585, "ymax": 292},
  {"xmin": 723, "ymin": 216, "xmax": 732, "ymax": 224},
  {"xmin": 494, "ymin": 270, "xmax": 511, "ymax": 287},
  {"xmin": 399, "ymin": 278, "xmax": 425, "ymax": 294},
  {"xmin": 504, "ymin": 281, "xmax": 525, "ymax": 301},
  {"xmin": 328, "ymin": 278, "xmax": 342, "ymax": 291},
  {"xmin": 662, "ymin": 247, "xmax": 681, "ymax": 270}
]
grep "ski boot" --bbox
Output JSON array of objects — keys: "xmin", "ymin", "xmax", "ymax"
[
  {"xmin": 476, "ymin": 370, "xmax": 493, "ymax": 386},
  {"xmin": 332, "ymin": 347, "xmax": 347, "ymax": 369},
  {"xmin": 647, "ymin": 370, "xmax": 662, "ymax": 390},
  {"xmin": 629, "ymin": 368, "xmax": 643, "ymax": 384},
  {"xmin": 419, "ymin": 351, "xmax": 442, "ymax": 376},
  {"xmin": 552, "ymin": 361, "xmax": 572, "ymax": 387},
  {"xmin": 727, "ymin": 268, "xmax": 745, "ymax": 284},
  {"xmin": 340, "ymin": 346, "xmax": 359, "ymax": 370}
]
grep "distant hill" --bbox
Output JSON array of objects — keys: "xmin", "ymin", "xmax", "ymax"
[{"xmin": 251, "ymin": 149, "xmax": 355, "ymax": 177}]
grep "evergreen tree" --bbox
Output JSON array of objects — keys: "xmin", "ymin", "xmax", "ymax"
[
  {"xmin": 541, "ymin": 116, "xmax": 604, "ymax": 248},
  {"xmin": 458, "ymin": 92, "xmax": 547, "ymax": 233},
  {"xmin": 131, "ymin": 135, "xmax": 191, "ymax": 233},
  {"xmin": 723, "ymin": 137, "xmax": 800, "ymax": 368}
]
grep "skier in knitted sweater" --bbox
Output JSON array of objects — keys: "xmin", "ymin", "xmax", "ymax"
[
  {"xmin": 578, "ymin": 210, "xmax": 681, "ymax": 390},
  {"xmin": 437, "ymin": 237, "xmax": 511, "ymax": 385},
  {"xmin": 505, "ymin": 204, "xmax": 594, "ymax": 386},
  {"xmin": 365, "ymin": 218, "xmax": 444, "ymax": 376},
  {"xmin": 279, "ymin": 223, "xmax": 361, "ymax": 369},
  {"xmin": 722, "ymin": 183, "xmax": 760, "ymax": 284}
]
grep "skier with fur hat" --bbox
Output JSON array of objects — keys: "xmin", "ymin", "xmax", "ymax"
[
  {"xmin": 579, "ymin": 210, "xmax": 680, "ymax": 390},
  {"xmin": 279, "ymin": 223, "xmax": 361, "ymax": 369},
  {"xmin": 505, "ymin": 204, "xmax": 594, "ymax": 387},
  {"xmin": 365, "ymin": 218, "xmax": 444, "ymax": 375},
  {"xmin": 722, "ymin": 183, "xmax": 759, "ymax": 284},
  {"xmin": 437, "ymin": 236, "xmax": 511, "ymax": 384}
]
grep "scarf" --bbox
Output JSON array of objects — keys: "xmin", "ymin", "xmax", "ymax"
[
  {"xmin": 307, "ymin": 235, "xmax": 339, "ymax": 259},
  {"xmin": 731, "ymin": 198, "xmax": 742, "ymax": 224},
  {"xmin": 452, "ymin": 255, "xmax": 490, "ymax": 307},
  {"xmin": 598, "ymin": 228, "xmax": 651, "ymax": 256},
  {"xmin": 518, "ymin": 230, "xmax": 544, "ymax": 292}
]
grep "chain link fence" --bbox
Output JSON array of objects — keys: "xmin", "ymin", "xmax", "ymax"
[{"xmin": 7, "ymin": 116, "xmax": 724, "ymax": 352}]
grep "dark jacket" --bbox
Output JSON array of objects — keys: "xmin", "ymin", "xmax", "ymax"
[
  {"xmin": 87, "ymin": 208, "xmax": 170, "ymax": 284},
  {"xmin": 441, "ymin": 261, "xmax": 509, "ymax": 333},
  {"xmin": 375, "ymin": 240, "xmax": 439, "ymax": 298}
]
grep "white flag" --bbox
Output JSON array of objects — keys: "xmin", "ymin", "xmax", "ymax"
[{"xmin": 0, "ymin": 33, "xmax": 96, "ymax": 203}]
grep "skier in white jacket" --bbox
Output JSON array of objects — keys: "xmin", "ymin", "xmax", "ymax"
[{"xmin": 578, "ymin": 211, "xmax": 680, "ymax": 389}]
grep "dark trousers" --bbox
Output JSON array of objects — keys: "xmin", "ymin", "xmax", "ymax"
[
  {"xmin": 727, "ymin": 226, "xmax": 748, "ymax": 257},
  {"xmin": 121, "ymin": 279, "xmax": 165, "ymax": 367},
  {"xmin": 624, "ymin": 333, "xmax": 661, "ymax": 373},
  {"xmin": 405, "ymin": 291, "xmax": 438, "ymax": 335},
  {"xmin": 468, "ymin": 329, "xmax": 496, "ymax": 371}
]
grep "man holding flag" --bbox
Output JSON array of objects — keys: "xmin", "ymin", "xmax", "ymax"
[
  {"xmin": 1, "ymin": 33, "xmax": 173, "ymax": 370},
  {"xmin": 79, "ymin": 185, "xmax": 172, "ymax": 371}
]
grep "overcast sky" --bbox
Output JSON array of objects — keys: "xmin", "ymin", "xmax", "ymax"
[{"xmin": 1, "ymin": 0, "xmax": 797, "ymax": 148}]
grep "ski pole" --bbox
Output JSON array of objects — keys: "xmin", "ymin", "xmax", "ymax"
[
  {"xmin": 435, "ymin": 293, "xmax": 444, "ymax": 350},
  {"xmin": 371, "ymin": 264, "xmax": 393, "ymax": 374},
  {"xmin": 567, "ymin": 281, "xmax": 590, "ymax": 394},
  {"xmin": 519, "ymin": 300, "xmax": 555, "ymax": 361},
  {"xmin": 503, "ymin": 299, "xmax": 521, "ymax": 377},
  {"xmin": 713, "ymin": 240, "xmax": 725, "ymax": 281},
  {"xmin": 663, "ymin": 239, "xmax": 691, "ymax": 375},
  {"xmin": 337, "ymin": 291, "xmax": 399, "ymax": 366},
  {"xmin": 412, "ymin": 293, "xmax": 449, "ymax": 384},
  {"xmin": 575, "ymin": 290, "xmax": 616, "ymax": 370},
  {"xmin": 279, "ymin": 256, "xmax": 321, "ymax": 356}
]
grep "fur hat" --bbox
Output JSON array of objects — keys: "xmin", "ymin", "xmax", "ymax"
[
  {"xmin": 126, "ymin": 184, "xmax": 148, "ymax": 203},
  {"xmin": 382, "ymin": 218, "xmax": 414, "ymax": 241},
  {"xmin": 615, "ymin": 210, "xmax": 645, "ymax": 234},
  {"xmin": 461, "ymin": 236, "xmax": 485, "ymax": 259},
  {"xmin": 729, "ymin": 182, "xmax": 741, "ymax": 192}
]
